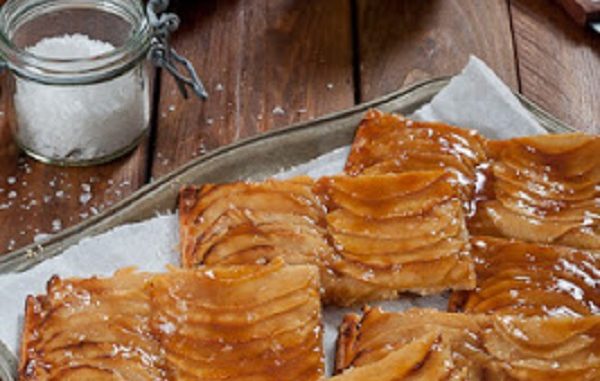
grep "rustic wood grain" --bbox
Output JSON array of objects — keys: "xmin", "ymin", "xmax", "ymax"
[
  {"xmin": 151, "ymin": 0, "xmax": 355, "ymax": 178},
  {"xmin": 0, "ymin": 91, "xmax": 149, "ymax": 255},
  {"xmin": 356, "ymin": 0, "xmax": 518, "ymax": 101},
  {"xmin": 510, "ymin": 0, "xmax": 600, "ymax": 133}
]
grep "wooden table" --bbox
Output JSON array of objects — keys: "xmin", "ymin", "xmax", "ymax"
[{"xmin": 0, "ymin": 0, "xmax": 597, "ymax": 255}]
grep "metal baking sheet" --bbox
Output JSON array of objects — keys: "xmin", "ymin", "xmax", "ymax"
[{"xmin": 0, "ymin": 77, "xmax": 575, "ymax": 380}]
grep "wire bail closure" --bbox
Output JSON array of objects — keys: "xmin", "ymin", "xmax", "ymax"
[{"xmin": 147, "ymin": 0, "xmax": 208, "ymax": 100}]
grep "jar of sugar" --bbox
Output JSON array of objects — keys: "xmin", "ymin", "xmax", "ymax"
[{"xmin": 0, "ymin": 0, "xmax": 206, "ymax": 166}]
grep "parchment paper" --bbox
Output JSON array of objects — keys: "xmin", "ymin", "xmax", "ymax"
[{"xmin": 0, "ymin": 56, "xmax": 547, "ymax": 376}]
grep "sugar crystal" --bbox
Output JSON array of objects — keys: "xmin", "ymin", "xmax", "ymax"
[{"xmin": 14, "ymin": 34, "xmax": 148, "ymax": 160}]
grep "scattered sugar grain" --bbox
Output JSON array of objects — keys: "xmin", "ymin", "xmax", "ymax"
[
  {"xmin": 79, "ymin": 192, "xmax": 92, "ymax": 205},
  {"xmin": 51, "ymin": 219, "xmax": 62, "ymax": 232},
  {"xmin": 159, "ymin": 322, "xmax": 176, "ymax": 335},
  {"xmin": 7, "ymin": 177, "xmax": 16, "ymax": 185},
  {"xmin": 272, "ymin": 106, "xmax": 285, "ymax": 116}
]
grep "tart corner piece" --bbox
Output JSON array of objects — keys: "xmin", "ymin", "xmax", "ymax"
[{"xmin": 19, "ymin": 269, "xmax": 160, "ymax": 381}]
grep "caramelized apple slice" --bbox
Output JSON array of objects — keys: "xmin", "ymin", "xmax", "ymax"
[
  {"xmin": 478, "ymin": 201, "xmax": 581, "ymax": 243},
  {"xmin": 316, "ymin": 172, "xmax": 457, "ymax": 218},
  {"xmin": 450, "ymin": 236, "xmax": 599, "ymax": 317},
  {"xmin": 361, "ymin": 152, "xmax": 476, "ymax": 178},
  {"xmin": 326, "ymin": 200, "xmax": 460, "ymax": 239},
  {"xmin": 330, "ymin": 333, "xmax": 445, "ymax": 381},
  {"xmin": 329, "ymin": 253, "xmax": 474, "ymax": 291},
  {"xmin": 338, "ymin": 239, "xmax": 466, "ymax": 267},
  {"xmin": 493, "ymin": 163, "xmax": 599, "ymax": 202}
]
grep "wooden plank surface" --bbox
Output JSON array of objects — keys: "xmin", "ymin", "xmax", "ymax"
[
  {"xmin": 0, "ymin": 109, "xmax": 149, "ymax": 253},
  {"xmin": 355, "ymin": 0, "xmax": 518, "ymax": 101},
  {"xmin": 510, "ymin": 0, "xmax": 600, "ymax": 133},
  {"xmin": 151, "ymin": 0, "xmax": 355, "ymax": 178}
]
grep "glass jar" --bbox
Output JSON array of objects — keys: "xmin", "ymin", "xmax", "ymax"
[{"xmin": 0, "ymin": 0, "xmax": 153, "ymax": 166}]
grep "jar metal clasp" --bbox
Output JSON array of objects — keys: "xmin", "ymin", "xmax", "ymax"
[{"xmin": 147, "ymin": 0, "xmax": 208, "ymax": 100}]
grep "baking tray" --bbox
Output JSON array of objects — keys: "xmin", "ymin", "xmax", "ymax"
[{"xmin": 0, "ymin": 77, "xmax": 575, "ymax": 380}]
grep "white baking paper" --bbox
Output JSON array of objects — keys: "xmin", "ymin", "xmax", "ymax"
[
  {"xmin": 0, "ymin": 215, "xmax": 179, "ymax": 356},
  {"xmin": 413, "ymin": 56, "xmax": 547, "ymax": 138},
  {"xmin": 0, "ymin": 57, "xmax": 547, "ymax": 376}
]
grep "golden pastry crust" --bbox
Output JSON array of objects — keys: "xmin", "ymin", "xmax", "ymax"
[
  {"xmin": 336, "ymin": 307, "xmax": 600, "ymax": 380},
  {"xmin": 469, "ymin": 134, "xmax": 600, "ymax": 250},
  {"xmin": 344, "ymin": 109, "xmax": 488, "ymax": 204},
  {"xmin": 448, "ymin": 236, "xmax": 600, "ymax": 317},
  {"xmin": 20, "ymin": 260, "xmax": 324, "ymax": 381}
]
